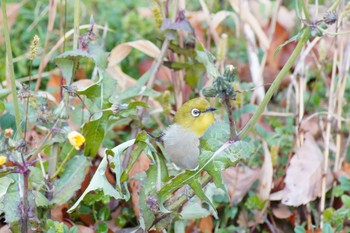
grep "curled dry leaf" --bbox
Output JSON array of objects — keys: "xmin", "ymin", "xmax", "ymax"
[
  {"xmin": 275, "ymin": 136, "xmax": 333, "ymax": 206},
  {"xmin": 222, "ymin": 165, "xmax": 261, "ymax": 205},
  {"xmin": 108, "ymin": 40, "xmax": 161, "ymax": 67},
  {"xmin": 258, "ymin": 142, "xmax": 273, "ymax": 200}
]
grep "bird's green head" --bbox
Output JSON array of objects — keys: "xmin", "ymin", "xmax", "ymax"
[{"xmin": 174, "ymin": 97, "xmax": 216, "ymax": 137}]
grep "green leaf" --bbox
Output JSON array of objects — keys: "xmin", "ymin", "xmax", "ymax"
[
  {"xmin": 341, "ymin": 195, "xmax": 350, "ymax": 208},
  {"xmin": 83, "ymin": 113, "xmax": 109, "ymax": 156},
  {"xmin": 181, "ymin": 202, "xmax": 211, "ymax": 219},
  {"xmin": 52, "ymin": 155, "xmax": 89, "ymax": 205},
  {"xmin": 0, "ymin": 176, "xmax": 14, "ymax": 200},
  {"xmin": 88, "ymin": 44, "xmax": 109, "ymax": 71},
  {"xmin": 1, "ymin": 174, "xmax": 21, "ymax": 223},
  {"xmin": 294, "ymin": 225, "xmax": 306, "ymax": 233},
  {"xmin": 339, "ymin": 176, "xmax": 350, "ymax": 191},
  {"xmin": 98, "ymin": 207, "xmax": 111, "ymax": 221},
  {"xmin": 55, "ymin": 50, "xmax": 91, "ymax": 85},
  {"xmin": 322, "ymin": 222, "xmax": 334, "ymax": 233},
  {"xmin": 0, "ymin": 101, "xmax": 5, "ymax": 114},
  {"xmin": 195, "ymin": 46, "xmax": 220, "ymax": 78},
  {"xmin": 139, "ymin": 164, "xmax": 158, "ymax": 230},
  {"xmin": 33, "ymin": 190, "xmax": 50, "ymax": 207},
  {"xmin": 68, "ymin": 139, "xmax": 135, "ymax": 213},
  {"xmin": 139, "ymin": 151, "xmax": 168, "ymax": 230},
  {"xmin": 96, "ymin": 222, "xmax": 108, "ymax": 233},
  {"xmin": 188, "ymin": 178, "xmax": 218, "ymax": 218},
  {"xmin": 77, "ymin": 82, "xmax": 102, "ymax": 99},
  {"xmin": 184, "ymin": 63, "xmax": 205, "ymax": 89}
]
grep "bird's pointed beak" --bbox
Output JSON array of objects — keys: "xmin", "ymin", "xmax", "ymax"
[{"xmin": 203, "ymin": 107, "xmax": 216, "ymax": 113}]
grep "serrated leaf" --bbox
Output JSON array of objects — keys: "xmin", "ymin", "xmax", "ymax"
[
  {"xmin": 68, "ymin": 139, "xmax": 135, "ymax": 213},
  {"xmin": 52, "ymin": 155, "xmax": 89, "ymax": 205},
  {"xmin": 188, "ymin": 178, "xmax": 218, "ymax": 218},
  {"xmin": 139, "ymin": 165, "xmax": 157, "ymax": 230}
]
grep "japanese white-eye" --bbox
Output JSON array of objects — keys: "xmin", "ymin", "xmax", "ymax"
[{"xmin": 161, "ymin": 97, "xmax": 216, "ymax": 170}]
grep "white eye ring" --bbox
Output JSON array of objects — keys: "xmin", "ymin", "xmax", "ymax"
[{"xmin": 191, "ymin": 108, "xmax": 201, "ymax": 117}]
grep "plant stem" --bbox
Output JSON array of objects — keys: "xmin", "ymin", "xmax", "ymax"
[
  {"xmin": 2, "ymin": 0, "xmax": 23, "ymax": 138},
  {"xmin": 50, "ymin": 146, "xmax": 75, "ymax": 180},
  {"xmin": 73, "ymin": 0, "xmax": 80, "ymax": 49},
  {"xmin": 239, "ymin": 28, "xmax": 310, "ymax": 139},
  {"xmin": 20, "ymin": 170, "xmax": 29, "ymax": 233},
  {"xmin": 224, "ymin": 95, "xmax": 236, "ymax": 141},
  {"xmin": 299, "ymin": 0, "xmax": 311, "ymax": 22}
]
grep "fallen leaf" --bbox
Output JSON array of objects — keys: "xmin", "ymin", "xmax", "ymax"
[
  {"xmin": 258, "ymin": 141, "xmax": 273, "ymax": 200},
  {"xmin": 222, "ymin": 165, "xmax": 261, "ymax": 205},
  {"xmin": 0, "ymin": 225, "xmax": 11, "ymax": 233},
  {"xmin": 279, "ymin": 136, "xmax": 333, "ymax": 206},
  {"xmin": 300, "ymin": 117, "xmax": 321, "ymax": 138},
  {"xmin": 77, "ymin": 225, "xmax": 95, "ymax": 233},
  {"xmin": 272, "ymin": 204, "xmax": 293, "ymax": 219}
]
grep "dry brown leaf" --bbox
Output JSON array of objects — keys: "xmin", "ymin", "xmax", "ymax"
[
  {"xmin": 46, "ymin": 74, "xmax": 64, "ymax": 102},
  {"xmin": 258, "ymin": 142, "xmax": 273, "ymax": 200},
  {"xmin": 76, "ymin": 225, "xmax": 95, "ymax": 233},
  {"xmin": 51, "ymin": 204, "xmax": 68, "ymax": 221},
  {"xmin": 300, "ymin": 117, "xmax": 321, "ymax": 138},
  {"xmin": 280, "ymin": 136, "xmax": 333, "ymax": 206},
  {"xmin": 199, "ymin": 215, "xmax": 213, "ymax": 233},
  {"xmin": 108, "ymin": 40, "xmax": 161, "ymax": 67},
  {"xmin": 272, "ymin": 204, "xmax": 293, "ymax": 219},
  {"xmin": 222, "ymin": 165, "xmax": 261, "ymax": 205},
  {"xmin": 266, "ymin": 22, "xmax": 290, "ymax": 70}
]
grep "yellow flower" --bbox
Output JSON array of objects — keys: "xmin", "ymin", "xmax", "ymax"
[
  {"xmin": 68, "ymin": 131, "xmax": 85, "ymax": 150},
  {"xmin": 0, "ymin": 155, "xmax": 7, "ymax": 166}
]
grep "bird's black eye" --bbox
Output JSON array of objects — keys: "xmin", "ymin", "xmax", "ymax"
[{"xmin": 191, "ymin": 108, "xmax": 201, "ymax": 117}]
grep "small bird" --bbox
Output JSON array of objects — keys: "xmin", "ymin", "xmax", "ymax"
[{"xmin": 158, "ymin": 97, "xmax": 216, "ymax": 170}]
